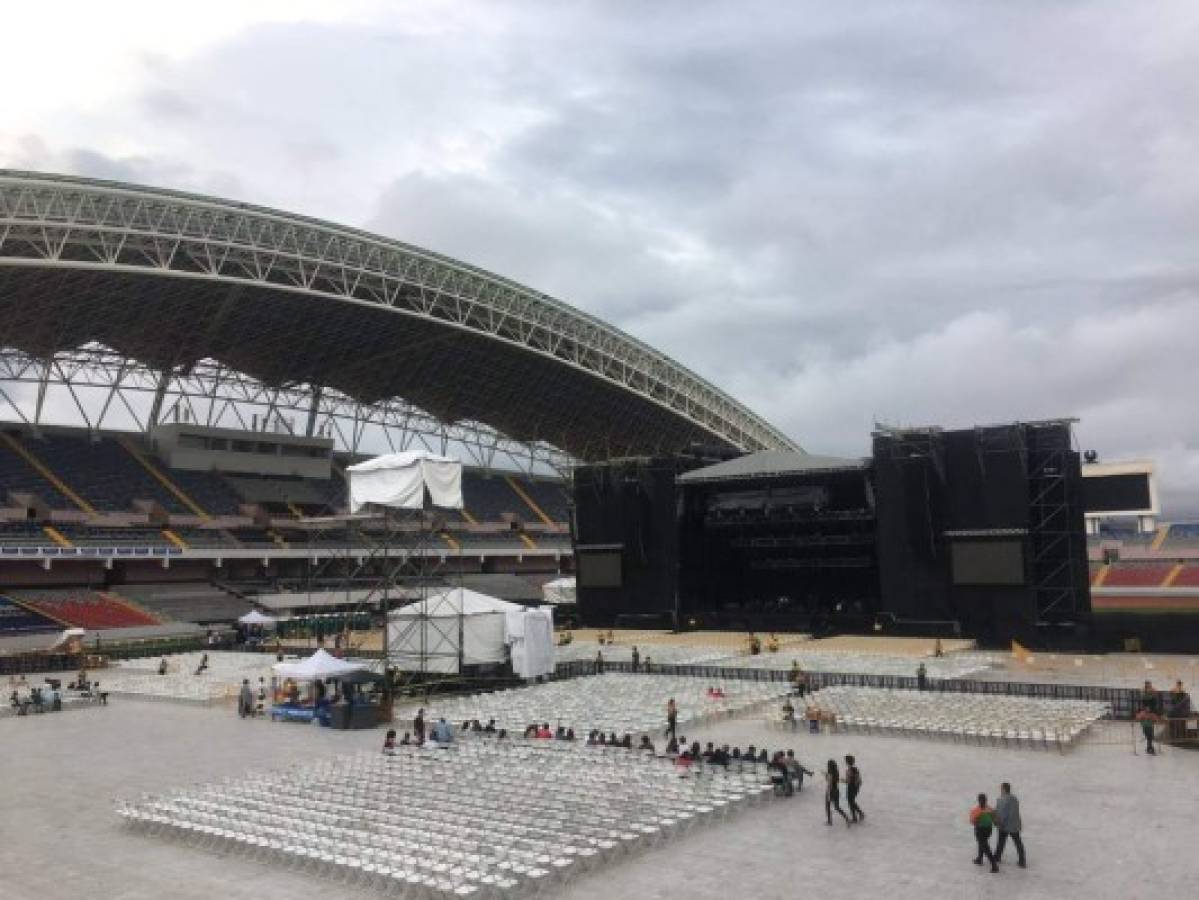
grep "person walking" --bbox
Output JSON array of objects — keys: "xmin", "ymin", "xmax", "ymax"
[
  {"xmin": 844, "ymin": 755, "xmax": 865, "ymax": 822},
  {"xmin": 238, "ymin": 679, "xmax": 253, "ymax": 719},
  {"xmin": 994, "ymin": 782, "xmax": 1026, "ymax": 868},
  {"xmin": 824, "ymin": 760, "xmax": 851, "ymax": 826},
  {"xmin": 665, "ymin": 697, "xmax": 678, "ymax": 741},
  {"xmin": 969, "ymin": 793, "xmax": 1000, "ymax": 873}
]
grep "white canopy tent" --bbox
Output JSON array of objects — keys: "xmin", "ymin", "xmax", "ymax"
[
  {"xmin": 386, "ymin": 588, "xmax": 553, "ymax": 676},
  {"xmin": 541, "ymin": 577, "xmax": 576, "ymax": 606},
  {"xmin": 387, "ymin": 588, "xmax": 520, "ymax": 674},
  {"xmin": 273, "ymin": 649, "xmax": 367, "ymax": 680},
  {"xmin": 238, "ymin": 610, "xmax": 277, "ymax": 627},
  {"xmin": 346, "ymin": 451, "xmax": 463, "ymax": 513}
]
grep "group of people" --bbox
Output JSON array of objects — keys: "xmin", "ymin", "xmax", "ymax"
[
  {"xmin": 7, "ymin": 674, "xmax": 63, "ymax": 714},
  {"xmin": 7, "ymin": 670, "xmax": 106, "ymax": 714},
  {"xmin": 1136, "ymin": 679, "xmax": 1192, "ymax": 753},
  {"xmin": 969, "ymin": 784, "xmax": 1027, "ymax": 872}
]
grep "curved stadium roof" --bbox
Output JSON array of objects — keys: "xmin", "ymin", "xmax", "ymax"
[{"xmin": 0, "ymin": 170, "xmax": 799, "ymax": 465}]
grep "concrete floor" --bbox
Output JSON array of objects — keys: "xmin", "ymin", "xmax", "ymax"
[{"xmin": 0, "ymin": 697, "xmax": 1194, "ymax": 900}]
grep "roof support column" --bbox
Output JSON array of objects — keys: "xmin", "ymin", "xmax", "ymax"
[
  {"xmin": 147, "ymin": 369, "xmax": 173, "ymax": 430},
  {"xmin": 305, "ymin": 386, "xmax": 324, "ymax": 437}
]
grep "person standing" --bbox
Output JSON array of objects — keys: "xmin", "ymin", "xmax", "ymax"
[
  {"xmin": 1167, "ymin": 680, "xmax": 1191, "ymax": 742},
  {"xmin": 844, "ymin": 755, "xmax": 865, "ymax": 822},
  {"xmin": 665, "ymin": 697, "xmax": 678, "ymax": 740},
  {"xmin": 994, "ymin": 783, "xmax": 1026, "ymax": 868},
  {"xmin": 824, "ymin": 760, "xmax": 851, "ymax": 826},
  {"xmin": 970, "ymin": 793, "xmax": 1000, "ymax": 873},
  {"xmin": 238, "ymin": 679, "xmax": 253, "ymax": 719},
  {"xmin": 1138, "ymin": 680, "xmax": 1161, "ymax": 754},
  {"xmin": 631, "ymin": 645, "xmax": 640, "ymax": 672},
  {"xmin": 916, "ymin": 662, "xmax": 928, "ymax": 691},
  {"xmin": 595, "ymin": 650, "xmax": 605, "ymax": 674},
  {"xmin": 414, "ymin": 707, "xmax": 426, "ymax": 745}
]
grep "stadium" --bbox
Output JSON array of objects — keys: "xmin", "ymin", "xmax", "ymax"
[{"xmin": 2, "ymin": 170, "xmax": 1197, "ymax": 900}]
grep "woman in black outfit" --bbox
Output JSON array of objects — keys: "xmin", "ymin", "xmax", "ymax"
[{"xmin": 824, "ymin": 760, "xmax": 851, "ymax": 826}]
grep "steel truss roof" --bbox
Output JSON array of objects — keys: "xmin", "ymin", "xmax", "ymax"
[{"xmin": 0, "ymin": 170, "xmax": 799, "ymax": 465}]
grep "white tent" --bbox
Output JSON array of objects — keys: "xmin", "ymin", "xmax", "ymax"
[
  {"xmin": 387, "ymin": 588, "xmax": 524, "ymax": 674},
  {"xmin": 273, "ymin": 649, "xmax": 366, "ymax": 680},
  {"xmin": 238, "ymin": 610, "xmax": 277, "ymax": 626},
  {"xmin": 541, "ymin": 577, "xmax": 576, "ymax": 605},
  {"xmin": 506, "ymin": 606, "xmax": 556, "ymax": 678},
  {"xmin": 346, "ymin": 451, "xmax": 463, "ymax": 513}
]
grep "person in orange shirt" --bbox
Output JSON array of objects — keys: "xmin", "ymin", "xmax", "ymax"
[{"xmin": 970, "ymin": 793, "xmax": 1000, "ymax": 873}]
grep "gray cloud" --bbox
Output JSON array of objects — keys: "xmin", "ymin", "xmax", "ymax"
[{"xmin": 3, "ymin": 1, "xmax": 1199, "ymax": 512}]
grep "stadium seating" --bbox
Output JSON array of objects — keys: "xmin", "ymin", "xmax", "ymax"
[
  {"xmin": 29, "ymin": 434, "xmax": 182, "ymax": 512},
  {"xmin": 55, "ymin": 525, "xmax": 171, "ymax": 548},
  {"xmin": 1097, "ymin": 563, "xmax": 1172, "ymax": 588},
  {"xmin": 156, "ymin": 467, "xmax": 244, "ymax": 516},
  {"xmin": 0, "ymin": 595, "xmax": 61, "ymax": 634},
  {"xmin": 1169, "ymin": 564, "xmax": 1199, "ymax": 587},
  {"xmin": 16, "ymin": 590, "xmax": 161, "ymax": 629},
  {"xmin": 518, "ymin": 477, "xmax": 571, "ymax": 521},
  {"xmin": 0, "ymin": 436, "xmax": 74, "ymax": 507},
  {"xmin": 118, "ymin": 584, "xmax": 252, "ymax": 624},
  {"xmin": 0, "ymin": 522, "xmax": 55, "ymax": 547},
  {"xmin": 463, "ymin": 473, "xmax": 524, "ymax": 520}
]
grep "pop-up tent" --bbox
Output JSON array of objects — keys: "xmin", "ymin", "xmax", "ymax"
[
  {"xmin": 346, "ymin": 451, "xmax": 463, "ymax": 513},
  {"xmin": 273, "ymin": 648, "xmax": 366, "ymax": 680},
  {"xmin": 238, "ymin": 610, "xmax": 277, "ymax": 627},
  {"xmin": 387, "ymin": 588, "xmax": 523, "ymax": 674},
  {"xmin": 541, "ymin": 577, "xmax": 576, "ymax": 605}
]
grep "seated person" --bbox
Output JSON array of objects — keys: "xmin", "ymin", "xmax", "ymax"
[
  {"xmin": 757, "ymin": 749, "xmax": 769, "ymax": 764},
  {"xmin": 536, "ymin": 722, "xmax": 553, "ymax": 739},
  {"xmin": 483, "ymin": 718, "xmax": 497, "ymax": 733},
  {"xmin": 51, "ymin": 687, "xmax": 63, "ymax": 712},
  {"xmin": 523, "ymin": 723, "xmax": 539, "ymax": 739},
  {"xmin": 769, "ymin": 752, "xmax": 792, "ymax": 795},
  {"xmin": 555, "ymin": 726, "xmax": 568, "ymax": 740},
  {"xmin": 712, "ymin": 744, "xmax": 731, "ymax": 767},
  {"xmin": 586, "ymin": 729, "xmax": 599, "ymax": 745},
  {"xmin": 639, "ymin": 735, "xmax": 656, "ymax": 753},
  {"xmin": 731, "ymin": 747, "xmax": 741, "ymax": 761},
  {"xmin": 496, "ymin": 729, "xmax": 508, "ymax": 740},
  {"xmin": 782, "ymin": 700, "xmax": 796, "ymax": 724},
  {"xmin": 430, "ymin": 717, "xmax": 454, "ymax": 744},
  {"xmin": 621, "ymin": 734, "xmax": 634, "ymax": 749},
  {"xmin": 470, "ymin": 719, "xmax": 484, "ymax": 733},
  {"xmin": 702, "ymin": 742, "xmax": 716, "ymax": 761},
  {"xmin": 665, "ymin": 737, "xmax": 679, "ymax": 755},
  {"xmin": 399, "ymin": 731, "xmax": 412, "ymax": 746},
  {"xmin": 608, "ymin": 731, "xmax": 619, "ymax": 746},
  {"xmin": 157, "ymin": 657, "xmax": 169, "ymax": 676},
  {"xmin": 383, "ymin": 729, "xmax": 397, "ymax": 754},
  {"xmin": 597, "ymin": 731, "xmax": 608, "ymax": 746},
  {"xmin": 564, "ymin": 728, "xmax": 576, "ymax": 741}
]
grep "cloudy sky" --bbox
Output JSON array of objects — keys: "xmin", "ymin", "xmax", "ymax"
[{"xmin": 3, "ymin": 1, "xmax": 1199, "ymax": 512}]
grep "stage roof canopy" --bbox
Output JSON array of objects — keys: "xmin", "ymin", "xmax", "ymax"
[{"xmin": 677, "ymin": 450, "xmax": 867, "ymax": 484}]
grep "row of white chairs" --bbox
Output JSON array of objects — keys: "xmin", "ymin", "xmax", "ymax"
[
  {"xmin": 770, "ymin": 685, "xmax": 1109, "ymax": 749},
  {"xmin": 425, "ymin": 673, "xmax": 787, "ymax": 738},
  {"xmin": 118, "ymin": 736, "xmax": 776, "ymax": 897}
]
